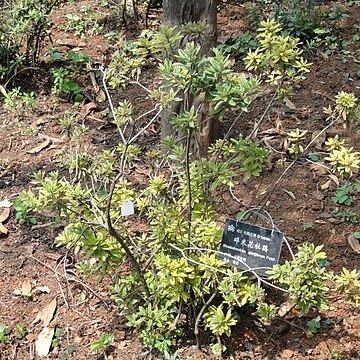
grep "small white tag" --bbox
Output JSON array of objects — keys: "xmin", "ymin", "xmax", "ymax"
[{"xmin": 121, "ymin": 199, "xmax": 134, "ymax": 216}]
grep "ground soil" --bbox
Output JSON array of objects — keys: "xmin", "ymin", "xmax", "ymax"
[{"xmin": 1, "ymin": 1, "xmax": 360, "ymax": 359}]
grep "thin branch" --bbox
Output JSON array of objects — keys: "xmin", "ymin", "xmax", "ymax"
[
  {"xmin": 185, "ymin": 130, "xmax": 192, "ymax": 229},
  {"xmin": 257, "ymin": 114, "xmax": 340, "ymax": 209},
  {"xmin": 129, "ymin": 109, "xmax": 161, "ymax": 143},
  {"xmin": 247, "ymin": 88, "xmax": 279, "ymax": 140},
  {"xmin": 100, "ymin": 67, "xmax": 126, "ymax": 144},
  {"xmin": 106, "ymin": 172, "xmax": 150, "ymax": 297},
  {"xmin": 194, "ymin": 291, "xmax": 218, "ymax": 350},
  {"xmin": 30, "ymin": 256, "xmax": 109, "ymax": 309},
  {"xmin": 169, "ymin": 300, "xmax": 183, "ymax": 332}
]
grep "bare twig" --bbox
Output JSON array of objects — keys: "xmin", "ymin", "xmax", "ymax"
[
  {"xmin": 194, "ymin": 291, "xmax": 218, "ymax": 350},
  {"xmin": 247, "ymin": 89, "xmax": 278, "ymax": 140},
  {"xmin": 169, "ymin": 300, "xmax": 183, "ymax": 332},
  {"xmin": 257, "ymin": 115, "xmax": 340, "ymax": 209},
  {"xmin": 54, "ymin": 257, "xmax": 70, "ymax": 308},
  {"xmin": 30, "ymin": 256, "xmax": 109, "ymax": 309},
  {"xmin": 129, "ymin": 109, "xmax": 161, "ymax": 143},
  {"xmin": 185, "ymin": 130, "xmax": 192, "ymax": 228},
  {"xmin": 106, "ymin": 172, "xmax": 150, "ymax": 297},
  {"xmin": 100, "ymin": 67, "xmax": 126, "ymax": 144}
]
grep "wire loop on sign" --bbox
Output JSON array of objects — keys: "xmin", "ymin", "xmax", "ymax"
[{"xmin": 235, "ymin": 207, "xmax": 294, "ymax": 259}]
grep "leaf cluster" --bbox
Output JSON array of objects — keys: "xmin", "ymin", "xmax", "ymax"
[
  {"xmin": 268, "ymin": 244, "xmax": 331, "ymax": 315},
  {"xmin": 0, "ymin": 0, "xmax": 59, "ymax": 79},
  {"xmin": 244, "ymin": 19, "xmax": 311, "ymax": 85}
]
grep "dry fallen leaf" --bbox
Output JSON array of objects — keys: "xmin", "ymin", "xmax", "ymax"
[
  {"xmin": 328, "ymin": 174, "xmax": 339, "ymax": 186},
  {"xmin": 34, "ymin": 286, "xmax": 51, "ymax": 294},
  {"xmin": 83, "ymin": 102, "xmax": 97, "ymax": 116},
  {"xmin": 35, "ymin": 115, "xmax": 52, "ymax": 126},
  {"xmin": 89, "ymin": 72, "xmax": 99, "ymax": 92},
  {"xmin": 278, "ymin": 299, "xmax": 296, "ymax": 317},
  {"xmin": 32, "ymin": 298, "xmax": 57, "ymax": 327},
  {"xmin": 320, "ymin": 179, "xmax": 331, "ymax": 190},
  {"xmin": 0, "ymin": 208, "xmax": 10, "ymax": 223},
  {"xmin": 96, "ymin": 89, "xmax": 106, "ymax": 103},
  {"xmin": 283, "ymin": 189, "xmax": 296, "ymax": 200},
  {"xmin": 26, "ymin": 332, "xmax": 38, "ymax": 342},
  {"xmin": 259, "ymin": 128, "xmax": 285, "ymax": 135},
  {"xmin": 0, "ymin": 198, "xmax": 12, "ymax": 208},
  {"xmin": 27, "ymin": 139, "xmax": 51, "ymax": 154},
  {"xmin": 55, "ymin": 39, "xmax": 86, "ymax": 47},
  {"xmin": 35, "ymin": 327, "xmax": 55, "ymax": 357},
  {"xmin": 284, "ymin": 97, "xmax": 296, "ymax": 110},
  {"xmin": 310, "ymin": 163, "xmax": 328, "ymax": 176},
  {"xmin": 45, "ymin": 252, "xmax": 62, "ymax": 261},
  {"xmin": 348, "ymin": 234, "xmax": 360, "ymax": 254},
  {"xmin": 21, "ymin": 279, "xmax": 33, "ymax": 298},
  {"xmin": 0, "ymin": 223, "xmax": 8, "ymax": 234}
]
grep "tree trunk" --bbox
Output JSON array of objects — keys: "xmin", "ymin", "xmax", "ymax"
[
  {"xmin": 163, "ymin": 0, "xmax": 218, "ymax": 54},
  {"xmin": 161, "ymin": 0, "xmax": 219, "ymax": 155}
]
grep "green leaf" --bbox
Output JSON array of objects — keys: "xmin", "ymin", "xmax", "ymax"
[
  {"xmin": 90, "ymin": 334, "xmax": 114, "ymax": 353},
  {"xmin": 74, "ymin": 94, "xmax": 85, "ymax": 103},
  {"xmin": 50, "ymin": 52, "xmax": 63, "ymax": 61},
  {"xmin": 307, "ymin": 320, "xmax": 321, "ymax": 334},
  {"xmin": 308, "ymin": 153, "xmax": 319, "ymax": 162}
]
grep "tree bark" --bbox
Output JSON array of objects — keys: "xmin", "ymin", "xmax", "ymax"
[
  {"xmin": 161, "ymin": 0, "xmax": 219, "ymax": 155},
  {"xmin": 163, "ymin": 0, "xmax": 218, "ymax": 53}
]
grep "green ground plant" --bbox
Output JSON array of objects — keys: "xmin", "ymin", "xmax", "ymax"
[
  {"xmin": 0, "ymin": 0, "xmax": 60, "ymax": 80},
  {"xmin": 333, "ymin": 208, "xmax": 357, "ymax": 223},
  {"xmin": 0, "ymin": 324, "xmax": 10, "ymax": 344},
  {"xmin": 331, "ymin": 182, "xmax": 360, "ymax": 224},
  {"xmin": 15, "ymin": 324, "xmax": 28, "ymax": 340},
  {"xmin": 244, "ymin": 19, "xmax": 311, "ymax": 86},
  {"xmin": 90, "ymin": 333, "xmax": 114, "ymax": 353},
  {"xmin": 218, "ymin": 33, "xmax": 259, "ymax": 56},
  {"xmin": 62, "ymin": 6, "xmax": 102, "ymax": 38},
  {"xmin": 50, "ymin": 67, "xmax": 84, "ymax": 102},
  {"xmin": 286, "ymin": 128, "xmax": 308, "ymax": 154},
  {"xmin": 0, "ymin": 85, "xmax": 36, "ymax": 116},
  {"xmin": 307, "ymin": 317, "xmax": 321, "ymax": 334},
  {"xmin": 240, "ymin": 0, "xmax": 320, "ymax": 41},
  {"xmin": 273, "ymin": 0, "xmax": 320, "ymax": 40}
]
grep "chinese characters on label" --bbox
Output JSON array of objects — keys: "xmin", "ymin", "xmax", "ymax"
[{"xmin": 220, "ymin": 219, "xmax": 284, "ymax": 276}]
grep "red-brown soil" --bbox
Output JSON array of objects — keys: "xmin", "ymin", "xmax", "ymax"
[{"xmin": 1, "ymin": 1, "xmax": 360, "ymax": 359}]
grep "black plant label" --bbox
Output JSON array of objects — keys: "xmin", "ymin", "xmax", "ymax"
[{"xmin": 219, "ymin": 219, "xmax": 284, "ymax": 276}]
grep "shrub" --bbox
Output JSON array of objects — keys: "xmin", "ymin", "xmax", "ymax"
[
  {"xmin": 0, "ymin": 0, "xmax": 59, "ymax": 80},
  {"xmin": 14, "ymin": 23, "xmax": 360, "ymax": 357}
]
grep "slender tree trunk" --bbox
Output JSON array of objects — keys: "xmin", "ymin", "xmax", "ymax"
[
  {"xmin": 163, "ymin": 0, "xmax": 218, "ymax": 53},
  {"xmin": 161, "ymin": 0, "xmax": 219, "ymax": 155}
]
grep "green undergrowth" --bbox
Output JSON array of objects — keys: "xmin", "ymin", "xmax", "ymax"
[{"xmin": 12, "ymin": 19, "xmax": 360, "ymax": 357}]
